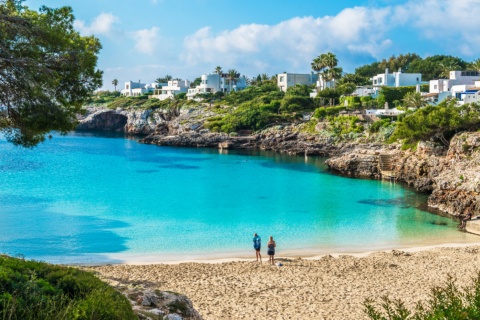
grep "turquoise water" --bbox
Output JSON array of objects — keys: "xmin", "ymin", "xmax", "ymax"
[{"xmin": 0, "ymin": 133, "xmax": 478, "ymax": 264}]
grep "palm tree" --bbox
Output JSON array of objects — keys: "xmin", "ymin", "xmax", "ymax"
[
  {"xmin": 311, "ymin": 55, "xmax": 326, "ymax": 76},
  {"xmin": 469, "ymin": 58, "xmax": 480, "ymax": 78},
  {"xmin": 322, "ymin": 52, "xmax": 340, "ymax": 87},
  {"xmin": 226, "ymin": 69, "xmax": 239, "ymax": 93},
  {"xmin": 112, "ymin": 79, "xmax": 118, "ymax": 91},
  {"xmin": 312, "ymin": 52, "xmax": 340, "ymax": 89},
  {"xmin": 214, "ymin": 66, "xmax": 223, "ymax": 75},
  {"xmin": 439, "ymin": 61, "xmax": 460, "ymax": 78},
  {"xmin": 402, "ymin": 92, "xmax": 428, "ymax": 109}
]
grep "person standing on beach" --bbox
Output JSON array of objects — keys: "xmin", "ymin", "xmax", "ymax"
[
  {"xmin": 253, "ymin": 233, "xmax": 262, "ymax": 263},
  {"xmin": 267, "ymin": 236, "xmax": 276, "ymax": 265}
]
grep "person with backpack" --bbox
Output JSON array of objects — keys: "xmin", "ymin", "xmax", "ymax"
[{"xmin": 253, "ymin": 233, "xmax": 262, "ymax": 263}]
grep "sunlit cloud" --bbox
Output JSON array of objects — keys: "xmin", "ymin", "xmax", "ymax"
[
  {"xmin": 74, "ymin": 12, "xmax": 119, "ymax": 37},
  {"xmin": 130, "ymin": 27, "xmax": 161, "ymax": 55}
]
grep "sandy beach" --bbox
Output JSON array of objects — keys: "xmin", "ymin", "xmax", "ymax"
[{"xmin": 88, "ymin": 245, "xmax": 480, "ymax": 320}]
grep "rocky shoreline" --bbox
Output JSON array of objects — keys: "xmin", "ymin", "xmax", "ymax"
[{"xmin": 77, "ymin": 106, "xmax": 480, "ymax": 218}]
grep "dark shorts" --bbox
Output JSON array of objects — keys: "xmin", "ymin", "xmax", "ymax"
[
  {"xmin": 255, "ymin": 248, "xmax": 261, "ymax": 252},
  {"xmin": 268, "ymin": 250, "xmax": 275, "ymax": 256}
]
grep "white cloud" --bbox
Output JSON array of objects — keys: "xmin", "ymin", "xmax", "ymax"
[
  {"xmin": 393, "ymin": 0, "xmax": 480, "ymax": 55},
  {"xmin": 130, "ymin": 27, "xmax": 161, "ymax": 55},
  {"xmin": 74, "ymin": 13, "xmax": 119, "ymax": 37},
  {"xmin": 182, "ymin": 6, "xmax": 394, "ymax": 73}
]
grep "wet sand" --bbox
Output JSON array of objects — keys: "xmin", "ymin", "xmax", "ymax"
[{"xmin": 89, "ymin": 245, "xmax": 480, "ymax": 319}]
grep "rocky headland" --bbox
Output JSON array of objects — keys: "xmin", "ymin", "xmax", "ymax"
[{"xmin": 77, "ymin": 106, "xmax": 480, "ymax": 218}]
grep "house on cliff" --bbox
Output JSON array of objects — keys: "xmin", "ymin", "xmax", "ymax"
[
  {"xmin": 186, "ymin": 73, "xmax": 247, "ymax": 100},
  {"xmin": 277, "ymin": 72, "xmax": 318, "ymax": 93},
  {"xmin": 121, "ymin": 81, "xmax": 157, "ymax": 97},
  {"xmin": 371, "ymin": 68, "xmax": 425, "ymax": 96},
  {"xmin": 151, "ymin": 79, "xmax": 190, "ymax": 101},
  {"xmin": 427, "ymin": 71, "xmax": 480, "ymax": 105}
]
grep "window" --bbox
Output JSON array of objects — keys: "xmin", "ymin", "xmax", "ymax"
[
  {"xmin": 126, "ymin": 84, "xmax": 129, "ymax": 89},
  {"xmin": 279, "ymin": 76, "xmax": 285, "ymax": 82},
  {"xmin": 434, "ymin": 85, "xmax": 438, "ymax": 90}
]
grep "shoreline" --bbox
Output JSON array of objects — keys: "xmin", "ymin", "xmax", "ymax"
[
  {"xmin": 90, "ymin": 244, "xmax": 480, "ymax": 319},
  {"xmin": 81, "ymin": 239, "xmax": 480, "ymax": 266}
]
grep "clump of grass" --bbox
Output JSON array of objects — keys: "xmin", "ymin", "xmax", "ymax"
[
  {"xmin": 0, "ymin": 255, "xmax": 136, "ymax": 319},
  {"xmin": 364, "ymin": 273, "xmax": 480, "ymax": 319}
]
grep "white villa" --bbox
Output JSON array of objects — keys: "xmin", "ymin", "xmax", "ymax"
[
  {"xmin": 427, "ymin": 71, "xmax": 480, "ymax": 105},
  {"xmin": 121, "ymin": 81, "xmax": 157, "ymax": 97},
  {"xmin": 151, "ymin": 79, "xmax": 190, "ymax": 101},
  {"xmin": 352, "ymin": 86, "xmax": 375, "ymax": 97},
  {"xmin": 278, "ymin": 72, "xmax": 318, "ymax": 93},
  {"xmin": 186, "ymin": 73, "xmax": 247, "ymax": 100},
  {"xmin": 371, "ymin": 68, "xmax": 424, "ymax": 95}
]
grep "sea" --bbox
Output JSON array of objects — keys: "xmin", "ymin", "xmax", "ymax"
[{"xmin": 1, "ymin": 132, "xmax": 478, "ymax": 264}]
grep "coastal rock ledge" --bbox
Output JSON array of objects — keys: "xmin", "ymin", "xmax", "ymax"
[{"xmin": 326, "ymin": 132, "xmax": 480, "ymax": 217}]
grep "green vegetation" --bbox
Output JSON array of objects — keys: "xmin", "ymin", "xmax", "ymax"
[
  {"xmin": 354, "ymin": 53, "xmax": 469, "ymax": 81},
  {"xmin": 206, "ymin": 84, "xmax": 293, "ymax": 132},
  {"xmin": 86, "ymin": 91, "xmax": 121, "ymax": 105},
  {"xmin": 312, "ymin": 106, "xmax": 346, "ymax": 119},
  {"xmin": 376, "ymin": 86, "xmax": 428, "ymax": 109},
  {"xmin": 0, "ymin": 0, "xmax": 102, "ymax": 147},
  {"xmin": 389, "ymin": 101, "xmax": 480, "ymax": 149},
  {"xmin": 0, "ymin": 255, "xmax": 135, "ymax": 319},
  {"xmin": 327, "ymin": 115, "xmax": 364, "ymax": 135},
  {"xmin": 365, "ymin": 273, "xmax": 480, "ymax": 320}
]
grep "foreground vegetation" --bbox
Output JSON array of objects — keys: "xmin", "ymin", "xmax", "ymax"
[
  {"xmin": 365, "ymin": 273, "xmax": 480, "ymax": 320},
  {"xmin": 0, "ymin": 255, "xmax": 135, "ymax": 320}
]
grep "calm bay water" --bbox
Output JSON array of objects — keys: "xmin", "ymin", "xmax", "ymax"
[{"xmin": 0, "ymin": 133, "xmax": 478, "ymax": 264}]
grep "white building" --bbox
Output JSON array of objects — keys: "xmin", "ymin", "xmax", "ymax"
[
  {"xmin": 278, "ymin": 72, "xmax": 318, "ymax": 92},
  {"xmin": 371, "ymin": 68, "xmax": 424, "ymax": 95},
  {"xmin": 430, "ymin": 71, "xmax": 479, "ymax": 94},
  {"xmin": 352, "ymin": 86, "xmax": 375, "ymax": 97},
  {"xmin": 121, "ymin": 81, "xmax": 157, "ymax": 97},
  {"xmin": 186, "ymin": 73, "xmax": 247, "ymax": 100},
  {"xmin": 151, "ymin": 79, "xmax": 190, "ymax": 101},
  {"xmin": 451, "ymin": 80, "xmax": 480, "ymax": 105},
  {"xmin": 428, "ymin": 71, "xmax": 480, "ymax": 105}
]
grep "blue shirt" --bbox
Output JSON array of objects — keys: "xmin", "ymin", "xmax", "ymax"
[{"xmin": 253, "ymin": 235, "xmax": 261, "ymax": 249}]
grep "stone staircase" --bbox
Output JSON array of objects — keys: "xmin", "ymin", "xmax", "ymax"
[{"xmin": 378, "ymin": 154, "xmax": 396, "ymax": 180}]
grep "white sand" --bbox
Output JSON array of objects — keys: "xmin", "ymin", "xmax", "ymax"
[{"xmin": 89, "ymin": 245, "xmax": 480, "ymax": 320}]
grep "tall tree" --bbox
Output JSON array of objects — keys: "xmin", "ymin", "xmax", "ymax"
[
  {"xmin": 112, "ymin": 79, "xmax": 118, "ymax": 91},
  {"xmin": 402, "ymin": 92, "xmax": 428, "ymax": 109},
  {"xmin": 469, "ymin": 58, "xmax": 480, "ymax": 76},
  {"xmin": 312, "ymin": 52, "xmax": 341, "ymax": 88},
  {"xmin": 0, "ymin": 0, "xmax": 102, "ymax": 147},
  {"xmin": 311, "ymin": 54, "xmax": 327, "ymax": 77},
  {"xmin": 214, "ymin": 66, "xmax": 223, "ymax": 75},
  {"xmin": 226, "ymin": 69, "xmax": 239, "ymax": 92},
  {"xmin": 439, "ymin": 61, "xmax": 461, "ymax": 78}
]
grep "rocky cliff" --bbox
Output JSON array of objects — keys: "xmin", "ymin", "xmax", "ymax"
[{"xmin": 326, "ymin": 133, "xmax": 480, "ymax": 217}]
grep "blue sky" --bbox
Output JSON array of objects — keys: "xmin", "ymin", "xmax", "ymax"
[{"xmin": 24, "ymin": 0, "xmax": 480, "ymax": 90}]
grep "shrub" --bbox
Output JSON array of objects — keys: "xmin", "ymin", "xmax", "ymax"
[
  {"xmin": 313, "ymin": 106, "xmax": 346, "ymax": 119},
  {"xmin": 364, "ymin": 273, "xmax": 480, "ymax": 320},
  {"xmin": 389, "ymin": 101, "xmax": 480, "ymax": 148},
  {"xmin": 0, "ymin": 255, "xmax": 135, "ymax": 319}
]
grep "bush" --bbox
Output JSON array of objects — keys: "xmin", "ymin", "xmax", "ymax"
[
  {"xmin": 0, "ymin": 255, "xmax": 135, "ymax": 319},
  {"xmin": 364, "ymin": 273, "xmax": 480, "ymax": 320},
  {"xmin": 279, "ymin": 95, "xmax": 314, "ymax": 113},
  {"xmin": 389, "ymin": 101, "xmax": 480, "ymax": 148},
  {"xmin": 313, "ymin": 106, "xmax": 346, "ymax": 119}
]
